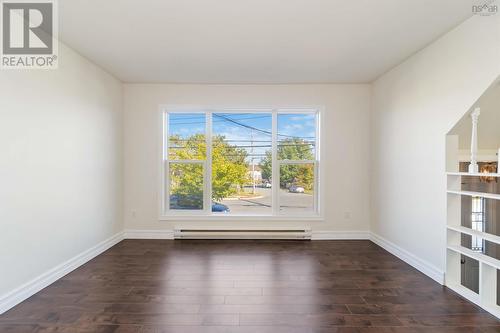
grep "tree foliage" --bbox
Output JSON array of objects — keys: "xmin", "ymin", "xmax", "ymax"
[
  {"xmin": 260, "ymin": 138, "xmax": 314, "ymax": 190},
  {"xmin": 169, "ymin": 134, "xmax": 248, "ymax": 202},
  {"xmin": 211, "ymin": 136, "xmax": 248, "ymax": 201}
]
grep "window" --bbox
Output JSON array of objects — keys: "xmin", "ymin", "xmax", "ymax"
[
  {"xmin": 277, "ymin": 114, "xmax": 317, "ymax": 214},
  {"xmin": 166, "ymin": 113, "xmax": 206, "ymax": 211},
  {"xmin": 471, "ymin": 197, "xmax": 485, "ymax": 252},
  {"xmin": 162, "ymin": 108, "xmax": 320, "ymax": 218}
]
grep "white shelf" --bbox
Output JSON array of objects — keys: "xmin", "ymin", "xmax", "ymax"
[
  {"xmin": 447, "ymin": 225, "xmax": 500, "ymax": 246},
  {"xmin": 446, "ymin": 168, "xmax": 500, "ymax": 320},
  {"xmin": 447, "ymin": 172, "xmax": 500, "ymax": 178},
  {"xmin": 447, "ymin": 190, "xmax": 500, "ymax": 201},
  {"xmin": 447, "ymin": 245, "xmax": 500, "ymax": 270}
]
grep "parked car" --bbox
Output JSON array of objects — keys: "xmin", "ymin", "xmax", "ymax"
[
  {"xmin": 170, "ymin": 195, "xmax": 229, "ymax": 212},
  {"xmin": 289, "ymin": 185, "xmax": 305, "ymax": 193},
  {"xmin": 212, "ymin": 202, "xmax": 230, "ymax": 213},
  {"xmin": 262, "ymin": 181, "xmax": 272, "ymax": 188}
]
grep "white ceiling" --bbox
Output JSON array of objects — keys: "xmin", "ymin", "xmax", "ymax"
[{"xmin": 59, "ymin": 0, "xmax": 475, "ymax": 83}]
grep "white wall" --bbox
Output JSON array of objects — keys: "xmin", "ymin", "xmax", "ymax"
[
  {"xmin": 123, "ymin": 84, "xmax": 371, "ymax": 234},
  {"xmin": 371, "ymin": 14, "xmax": 500, "ymax": 279},
  {"xmin": 0, "ymin": 44, "xmax": 123, "ymax": 299}
]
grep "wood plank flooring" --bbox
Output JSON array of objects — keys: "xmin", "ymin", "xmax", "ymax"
[{"xmin": 0, "ymin": 239, "xmax": 499, "ymax": 332}]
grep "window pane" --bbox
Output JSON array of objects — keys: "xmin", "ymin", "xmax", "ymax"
[
  {"xmin": 460, "ymin": 254, "xmax": 479, "ymax": 294},
  {"xmin": 277, "ymin": 113, "xmax": 316, "ymax": 160},
  {"xmin": 168, "ymin": 113, "xmax": 206, "ymax": 160},
  {"xmin": 461, "ymin": 197, "xmax": 500, "ymax": 238},
  {"xmin": 212, "ymin": 113, "xmax": 272, "ymax": 214},
  {"xmin": 169, "ymin": 163, "xmax": 204, "ymax": 210},
  {"xmin": 279, "ymin": 163, "xmax": 315, "ymax": 214}
]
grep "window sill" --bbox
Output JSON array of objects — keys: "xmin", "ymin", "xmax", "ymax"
[{"xmin": 159, "ymin": 214, "xmax": 324, "ymax": 222}]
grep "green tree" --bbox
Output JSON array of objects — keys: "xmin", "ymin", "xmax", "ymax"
[
  {"xmin": 169, "ymin": 163, "xmax": 204, "ymax": 208},
  {"xmin": 169, "ymin": 134, "xmax": 248, "ymax": 202},
  {"xmin": 259, "ymin": 138, "xmax": 314, "ymax": 189},
  {"xmin": 211, "ymin": 135, "xmax": 248, "ymax": 201},
  {"xmin": 261, "ymin": 151, "xmax": 272, "ymax": 181}
]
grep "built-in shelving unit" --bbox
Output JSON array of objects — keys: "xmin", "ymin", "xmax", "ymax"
[
  {"xmin": 447, "ymin": 172, "xmax": 500, "ymax": 178},
  {"xmin": 447, "ymin": 190, "xmax": 500, "ymax": 201},
  {"xmin": 446, "ymin": 172, "xmax": 500, "ymax": 319},
  {"xmin": 447, "ymin": 225, "xmax": 500, "ymax": 245},
  {"xmin": 447, "ymin": 245, "xmax": 500, "ymax": 270}
]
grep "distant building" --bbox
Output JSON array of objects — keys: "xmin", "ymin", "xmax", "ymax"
[{"xmin": 247, "ymin": 165, "xmax": 262, "ymax": 182}]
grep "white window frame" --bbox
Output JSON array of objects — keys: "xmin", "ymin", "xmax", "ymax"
[{"xmin": 159, "ymin": 106, "xmax": 323, "ymax": 221}]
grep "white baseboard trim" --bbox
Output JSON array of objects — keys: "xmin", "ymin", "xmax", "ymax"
[
  {"xmin": 123, "ymin": 229, "xmax": 369, "ymax": 240},
  {"xmin": 370, "ymin": 232, "xmax": 444, "ymax": 285},
  {"xmin": 312, "ymin": 231, "xmax": 370, "ymax": 240},
  {"xmin": 0, "ymin": 231, "xmax": 124, "ymax": 315},
  {"xmin": 124, "ymin": 229, "xmax": 175, "ymax": 239}
]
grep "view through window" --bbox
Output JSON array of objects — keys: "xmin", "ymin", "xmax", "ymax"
[
  {"xmin": 163, "ymin": 109, "xmax": 319, "ymax": 216},
  {"xmin": 471, "ymin": 197, "xmax": 485, "ymax": 252}
]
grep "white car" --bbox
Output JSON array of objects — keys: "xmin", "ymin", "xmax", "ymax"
[
  {"xmin": 263, "ymin": 182, "xmax": 272, "ymax": 188},
  {"xmin": 289, "ymin": 185, "xmax": 305, "ymax": 193}
]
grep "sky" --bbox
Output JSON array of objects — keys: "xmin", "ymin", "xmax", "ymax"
[{"xmin": 168, "ymin": 112, "xmax": 316, "ymax": 163}]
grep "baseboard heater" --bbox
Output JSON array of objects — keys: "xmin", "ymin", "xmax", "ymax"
[{"xmin": 173, "ymin": 227, "xmax": 312, "ymax": 240}]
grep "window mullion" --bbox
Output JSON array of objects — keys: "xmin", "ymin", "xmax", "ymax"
[
  {"xmin": 205, "ymin": 112, "xmax": 212, "ymax": 214},
  {"xmin": 272, "ymin": 112, "xmax": 279, "ymax": 216},
  {"xmin": 163, "ymin": 112, "xmax": 169, "ymax": 214},
  {"xmin": 314, "ymin": 160, "xmax": 319, "ymax": 215}
]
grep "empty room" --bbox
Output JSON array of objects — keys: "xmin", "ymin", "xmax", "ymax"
[{"xmin": 1, "ymin": 0, "xmax": 500, "ymax": 332}]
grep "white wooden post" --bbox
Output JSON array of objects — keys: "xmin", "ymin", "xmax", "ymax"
[
  {"xmin": 497, "ymin": 148, "xmax": 500, "ymax": 173},
  {"xmin": 469, "ymin": 108, "xmax": 480, "ymax": 174}
]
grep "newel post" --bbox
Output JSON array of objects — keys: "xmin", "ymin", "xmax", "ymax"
[{"xmin": 468, "ymin": 108, "xmax": 480, "ymax": 173}]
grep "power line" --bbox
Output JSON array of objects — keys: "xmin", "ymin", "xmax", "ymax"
[
  {"xmin": 169, "ymin": 113, "xmax": 269, "ymax": 120},
  {"xmin": 213, "ymin": 114, "xmax": 273, "ymax": 136},
  {"xmin": 169, "ymin": 114, "xmax": 315, "ymax": 140},
  {"xmin": 212, "ymin": 114, "xmax": 315, "ymax": 139},
  {"xmin": 169, "ymin": 115, "xmax": 272, "ymax": 125}
]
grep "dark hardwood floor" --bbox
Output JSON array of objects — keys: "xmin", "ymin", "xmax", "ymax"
[{"xmin": 1, "ymin": 239, "xmax": 499, "ymax": 332}]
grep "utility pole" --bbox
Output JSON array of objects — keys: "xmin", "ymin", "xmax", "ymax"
[{"xmin": 251, "ymin": 129, "xmax": 256, "ymax": 194}]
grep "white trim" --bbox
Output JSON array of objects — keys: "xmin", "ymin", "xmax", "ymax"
[
  {"xmin": 174, "ymin": 227, "xmax": 312, "ymax": 240},
  {"xmin": 278, "ymin": 160, "xmax": 316, "ymax": 165},
  {"xmin": 447, "ymin": 245, "xmax": 500, "ymax": 270},
  {"xmin": 447, "ymin": 190, "xmax": 500, "ymax": 201},
  {"xmin": 168, "ymin": 160, "xmax": 205, "ymax": 164},
  {"xmin": 447, "ymin": 225, "xmax": 500, "ymax": 246},
  {"xmin": 205, "ymin": 112, "xmax": 213, "ymax": 214},
  {"xmin": 158, "ymin": 108, "xmax": 167, "ymax": 217},
  {"xmin": 0, "ymin": 231, "xmax": 124, "ymax": 315},
  {"xmin": 124, "ymin": 229, "xmax": 368, "ymax": 240},
  {"xmin": 446, "ymin": 282, "xmax": 500, "ymax": 319},
  {"xmin": 160, "ymin": 106, "xmax": 323, "ymax": 220},
  {"xmin": 124, "ymin": 229, "xmax": 175, "ymax": 239},
  {"xmin": 271, "ymin": 112, "xmax": 279, "ymax": 215},
  {"xmin": 447, "ymin": 172, "xmax": 500, "ymax": 178},
  {"xmin": 312, "ymin": 231, "xmax": 370, "ymax": 240},
  {"xmin": 370, "ymin": 232, "xmax": 445, "ymax": 284},
  {"xmin": 159, "ymin": 215, "xmax": 324, "ymax": 221},
  {"xmin": 446, "ymin": 282, "xmax": 481, "ymax": 306}
]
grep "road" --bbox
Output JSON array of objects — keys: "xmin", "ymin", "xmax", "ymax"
[{"xmin": 220, "ymin": 187, "xmax": 314, "ymax": 214}]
